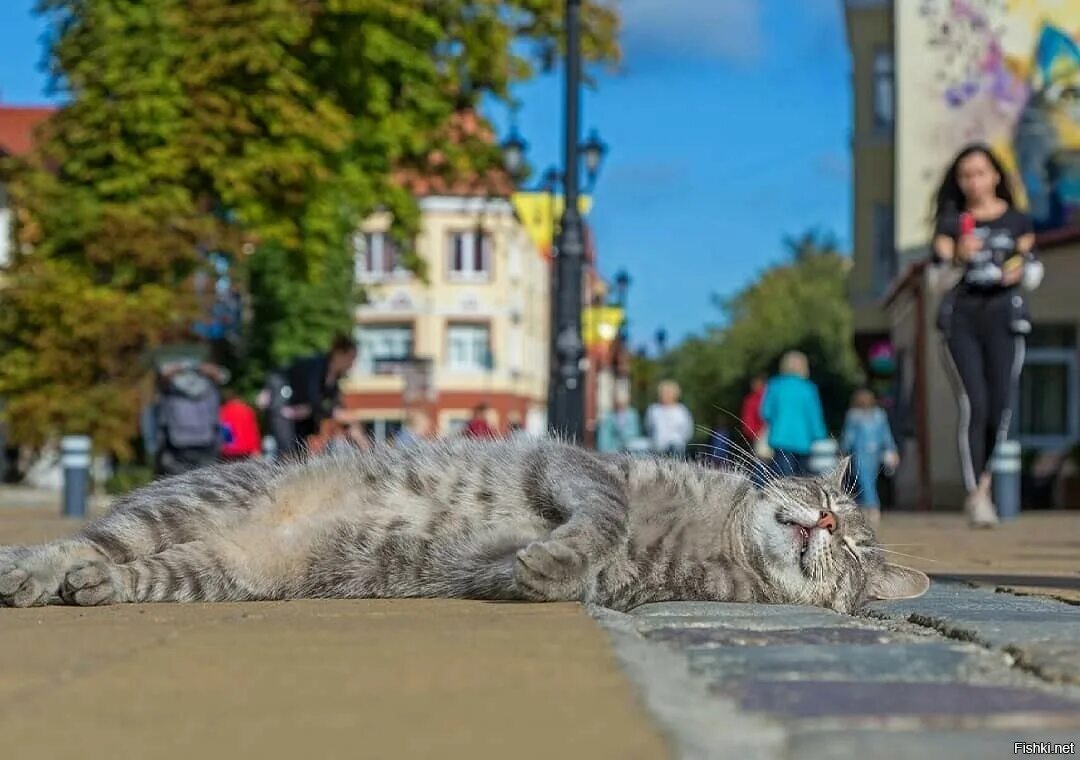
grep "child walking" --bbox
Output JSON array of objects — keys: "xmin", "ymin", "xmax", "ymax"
[{"xmin": 840, "ymin": 389, "xmax": 899, "ymax": 528}]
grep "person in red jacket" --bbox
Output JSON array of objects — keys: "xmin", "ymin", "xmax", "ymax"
[
  {"xmin": 219, "ymin": 389, "xmax": 262, "ymax": 460},
  {"xmin": 739, "ymin": 375, "xmax": 767, "ymax": 444},
  {"xmin": 462, "ymin": 403, "xmax": 496, "ymax": 439}
]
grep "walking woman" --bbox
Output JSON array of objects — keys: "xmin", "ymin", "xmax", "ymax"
[
  {"xmin": 760, "ymin": 351, "xmax": 827, "ymax": 477},
  {"xmin": 931, "ymin": 144, "xmax": 1044, "ymax": 527}
]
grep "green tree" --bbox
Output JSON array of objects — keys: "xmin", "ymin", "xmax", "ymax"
[
  {"xmin": 0, "ymin": 0, "xmax": 206, "ymax": 458},
  {"xmin": 1, "ymin": 0, "xmax": 620, "ymax": 457},
  {"xmin": 242, "ymin": 0, "xmax": 619, "ymax": 370},
  {"xmin": 782, "ymin": 228, "xmax": 841, "ymax": 263},
  {"xmin": 668, "ymin": 233, "xmax": 862, "ymax": 439}
]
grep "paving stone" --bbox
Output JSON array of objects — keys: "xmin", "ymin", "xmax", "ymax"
[
  {"xmin": 869, "ymin": 583, "xmax": 1080, "ymax": 684},
  {"xmin": 715, "ymin": 680, "xmax": 1080, "ymax": 721},
  {"xmin": 645, "ymin": 625, "xmax": 903, "ymax": 648},
  {"xmin": 787, "ymin": 729, "xmax": 1080, "ymax": 760},
  {"xmin": 1011, "ymin": 641, "xmax": 1080, "ymax": 686},
  {"xmin": 868, "ymin": 584, "xmax": 1080, "ymax": 645},
  {"xmin": 687, "ymin": 643, "xmax": 981, "ymax": 683}
]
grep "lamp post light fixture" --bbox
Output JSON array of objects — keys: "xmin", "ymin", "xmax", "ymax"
[
  {"xmin": 613, "ymin": 268, "xmax": 631, "ymax": 309},
  {"xmin": 582, "ymin": 129, "xmax": 609, "ymax": 191},
  {"xmin": 499, "ymin": 127, "xmax": 529, "ymax": 184}
]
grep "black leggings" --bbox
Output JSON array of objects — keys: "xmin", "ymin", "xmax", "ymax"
[{"xmin": 942, "ymin": 291, "xmax": 1025, "ymax": 492}]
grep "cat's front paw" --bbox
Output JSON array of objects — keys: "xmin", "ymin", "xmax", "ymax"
[
  {"xmin": 60, "ymin": 560, "xmax": 124, "ymax": 607},
  {"xmin": 514, "ymin": 540, "xmax": 588, "ymax": 602},
  {"xmin": 0, "ymin": 560, "xmax": 54, "ymax": 608}
]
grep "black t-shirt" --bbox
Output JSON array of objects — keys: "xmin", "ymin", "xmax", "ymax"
[
  {"xmin": 934, "ymin": 207, "xmax": 1034, "ymax": 293},
  {"xmin": 285, "ymin": 353, "xmax": 339, "ymax": 439}
]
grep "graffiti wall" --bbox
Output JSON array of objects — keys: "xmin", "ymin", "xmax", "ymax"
[{"xmin": 897, "ymin": 0, "xmax": 1080, "ymax": 251}]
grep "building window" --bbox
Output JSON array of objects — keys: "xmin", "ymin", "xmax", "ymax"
[
  {"xmin": 1017, "ymin": 326, "xmax": 1078, "ymax": 447},
  {"xmin": 447, "ymin": 323, "xmax": 492, "ymax": 371},
  {"xmin": 354, "ymin": 232, "xmax": 404, "ymax": 282},
  {"xmin": 873, "ymin": 48, "xmax": 894, "ymax": 130},
  {"xmin": 872, "ymin": 204, "xmax": 896, "ymax": 295},
  {"xmin": 355, "ymin": 324, "xmax": 413, "ymax": 374},
  {"xmin": 448, "ymin": 230, "xmax": 492, "ymax": 281}
]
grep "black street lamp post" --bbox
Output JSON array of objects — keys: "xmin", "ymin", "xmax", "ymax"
[
  {"xmin": 501, "ymin": 0, "xmax": 607, "ymax": 443},
  {"xmin": 548, "ymin": 0, "xmax": 587, "ymax": 442}
]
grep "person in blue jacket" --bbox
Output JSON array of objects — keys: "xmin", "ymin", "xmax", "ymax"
[
  {"xmin": 596, "ymin": 394, "xmax": 643, "ymax": 454},
  {"xmin": 761, "ymin": 351, "xmax": 827, "ymax": 477},
  {"xmin": 840, "ymin": 388, "xmax": 899, "ymax": 528}
]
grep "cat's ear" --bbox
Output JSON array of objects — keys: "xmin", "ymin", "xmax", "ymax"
[
  {"xmin": 866, "ymin": 563, "xmax": 930, "ymax": 601},
  {"xmin": 824, "ymin": 455, "xmax": 851, "ymax": 491}
]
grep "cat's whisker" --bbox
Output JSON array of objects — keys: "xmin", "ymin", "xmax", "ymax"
[
  {"xmin": 688, "ymin": 443, "xmax": 763, "ymax": 477},
  {"xmin": 873, "ymin": 547, "xmax": 942, "ymax": 564},
  {"xmin": 696, "ymin": 425, "xmax": 756, "ymax": 461},
  {"xmin": 689, "ymin": 442, "xmax": 759, "ymax": 471},
  {"xmin": 687, "ymin": 444, "xmax": 746, "ymax": 471},
  {"xmin": 703, "ymin": 406, "xmax": 760, "ymax": 452}
]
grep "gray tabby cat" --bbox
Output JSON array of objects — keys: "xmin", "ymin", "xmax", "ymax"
[{"xmin": 0, "ymin": 438, "xmax": 928, "ymax": 613}]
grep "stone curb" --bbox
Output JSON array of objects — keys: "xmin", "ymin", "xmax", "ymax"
[{"xmin": 591, "ymin": 586, "xmax": 1080, "ymax": 758}]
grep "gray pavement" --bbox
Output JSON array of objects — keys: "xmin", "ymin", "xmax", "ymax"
[{"xmin": 593, "ymin": 583, "xmax": 1080, "ymax": 759}]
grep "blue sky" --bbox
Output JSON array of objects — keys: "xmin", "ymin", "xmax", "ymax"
[{"xmin": 0, "ymin": 0, "xmax": 851, "ymax": 350}]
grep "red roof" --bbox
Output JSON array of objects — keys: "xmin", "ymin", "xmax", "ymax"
[
  {"xmin": 393, "ymin": 109, "xmax": 515, "ymax": 198},
  {"xmin": 0, "ymin": 106, "xmax": 56, "ymax": 157}
]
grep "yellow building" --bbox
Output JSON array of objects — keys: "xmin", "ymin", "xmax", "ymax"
[
  {"xmin": 341, "ymin": 193, "xmax": 550, "ymax": 441},
  {"xmin": 844, "ymin": 0, "xmax": 1080, "ymax": 509}
]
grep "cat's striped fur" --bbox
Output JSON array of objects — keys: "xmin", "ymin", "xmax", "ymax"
[{"xmin": 0, "ymin": 438, "xmax": 928, "ymax": 613}]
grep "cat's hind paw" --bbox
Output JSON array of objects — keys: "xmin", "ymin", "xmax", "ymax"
[
  {"xmin": 513, "ymin": 540, "xmax": 587, "ymax": 602},
  {"xmin": 60, "ymin": 560, "xmax": 123, "ymax": 607},
  {"xmin": 0, "ymin": 561, "xmax": 53, "ymax": 608}
]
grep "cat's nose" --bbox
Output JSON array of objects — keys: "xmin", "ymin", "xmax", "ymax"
[{"xmin": 816, "ymin": 510, "xmax": 837, "ymax": 534}]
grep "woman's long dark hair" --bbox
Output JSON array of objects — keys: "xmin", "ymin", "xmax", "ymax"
[{"xmin": 932, "ymin": 143, "xmax": 1015, "ymax": 223}]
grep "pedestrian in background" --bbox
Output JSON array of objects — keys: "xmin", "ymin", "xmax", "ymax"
[
  {"xmin": 930, "ymin": 143, "xmax": 1043, "ymax": 527},
  {"xmin": 645, "ymin": 380, "xmax": 694, "ymax": 458},
  {"xmin": 702, "ymin": 415, "xmax": 738, "ymax": 469},
  {"xmin": 739, "ymin": 375, "xmax": 767, "ymax": 449},
  {"xmin": 153, "ymin": 360, "xmax": 228, "ymax": 477},
  {"xmin": 840, "ymin": 388, "xmax": 899, "ymax": 529},
  {"xmin": 597, "ymin": 393, "xmax": 642, "ymax": 453},
  {"xmin": 219, "ymin": 388, "xmax": 261, "ymax": 461},
  {"xmin": 462, "ymin": 403, "xmax": 496, "ymax": 439},
  {"xmin": 761, "ymin": 351, "xmax": 827, "ymax": 477},
  {"xmin": 395, "ymin": 410, "xmax": 432, "ymax": 448},
  {"xmin": 280, "ymin": 335, "xmax": 359, "ymax": 455}
]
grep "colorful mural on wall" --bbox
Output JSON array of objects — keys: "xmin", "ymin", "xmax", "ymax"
[{"xmin": 899, "ymin": 0, "xmax": 1080, "ymax": 240}]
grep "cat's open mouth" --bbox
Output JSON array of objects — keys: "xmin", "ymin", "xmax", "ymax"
[{"xmin": 778, "ymin": 519, "xmax": 812, "ymax": 557}]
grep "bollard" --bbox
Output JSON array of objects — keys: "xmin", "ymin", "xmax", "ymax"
[
  {"xmin": 991, "ymin": 440, "xmax": 1022, "ymax": 522},
  {"xmin": 261, "ymin": 435, "xmax": 278, "ymax": 462},
  {"xmin": 61, "ymin": 435, "xmax": 92, "ymax": 519},
  {"xmin": 809, "ymin": 439, "xmax": 839, "ymax": 476}
]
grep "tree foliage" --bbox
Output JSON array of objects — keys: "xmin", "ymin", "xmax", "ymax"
[
  {"xmin": 666, "ymin": 234, "xmax": 863, "ymax": 438},
  {"xmin": 0, "ymin": 0, "xmax": 619, "ymax": 457}
]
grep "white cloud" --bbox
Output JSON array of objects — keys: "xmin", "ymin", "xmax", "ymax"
[{"xmin": 618, "ymin": 0, "xmax": 764, "ymax": 62}]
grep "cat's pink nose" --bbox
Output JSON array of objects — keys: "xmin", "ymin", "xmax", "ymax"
[{"xmin": 816, "ymin": 510, "xmax": 837, "ymax": 534}]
